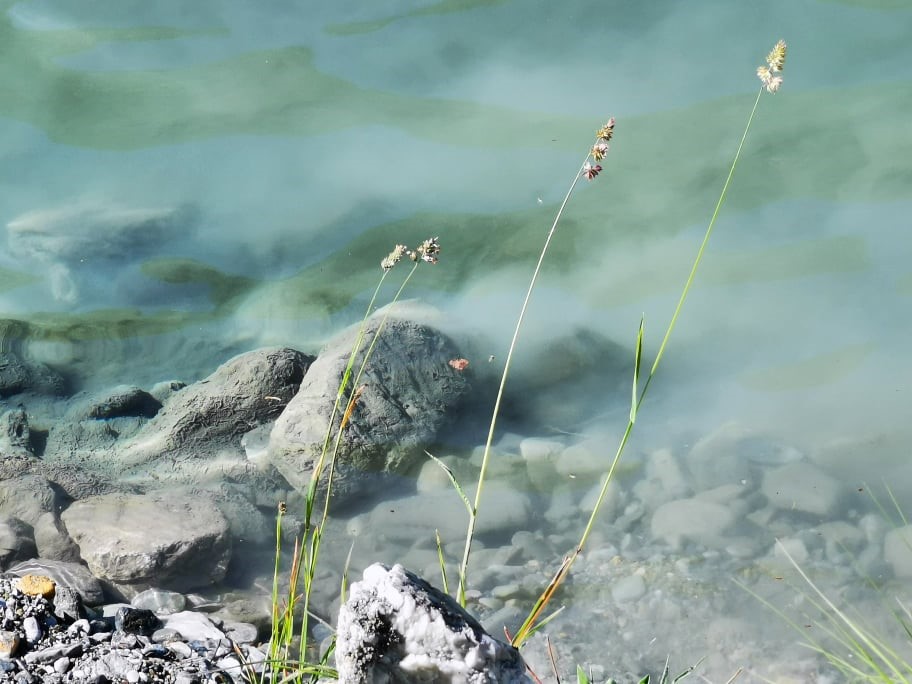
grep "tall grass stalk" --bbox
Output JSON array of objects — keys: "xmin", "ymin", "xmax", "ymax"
[
  {"xmin": 456, "ymin": 119, "xmax": 615, "ymax": 605},
  {"xmin": 267, "ymin": 239, "xmax": 440, "ymax": 681},
  {"xmin": 509, "ymin": 41, "xmax": 787, "ymax": 647},
  {"xmin": 297, "ymin": 258, "xmax": 426, "ymax": 662}
]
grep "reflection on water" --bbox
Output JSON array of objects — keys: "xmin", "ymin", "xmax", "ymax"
[{"xmin": 1, "ymin": 0, "xmax": 911, "ymax": 680}]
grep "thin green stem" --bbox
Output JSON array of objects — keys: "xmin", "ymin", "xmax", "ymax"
[
  {"xmin": 513, "ymin": 88, "xmax": 766, "ymax": 647},
  {"xmin": 457, "ymin": 153, "xmax": 594, "ymax": 605},
  {"xmin": 305, "ymin": 271, "xmax": 389, "ymax": 529},
  {"xmin": 319, "ymin": 260, "xmax": 421, "ymax": 528}
]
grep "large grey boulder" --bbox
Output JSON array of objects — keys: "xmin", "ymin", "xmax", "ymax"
[
  {"xmin": 495, "ymin": 327, "xmax": 631, "ymax": 431},
  {"xmin": 268, "ymin": 316, "xmax": 470, "ymax": 505},
  {"xmin": 336, "ymin": 563, "xmax": 531, "ymax": 683},
  {"xmin": 0, "ymin": 516, "xmax": 37, "ymax": 570},
  {"xmin": 118, "ymin": 347, "xmax": 312, "ymax": 470},
  {"xmin": 64, "ymin": 385, "xmax": 162, "ymax": 421},
  {"xmin": 60, "ymin": 491, "xmax": 231, "ymax": 595},
  {"xmin": 0, "ymin": 352, "xmax": 66, "ymax": 398},
  {"xmin": 0, "ymin": 473, "xmax": 59, "ymax": 527}
]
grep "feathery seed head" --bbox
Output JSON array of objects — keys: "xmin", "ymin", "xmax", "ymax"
[
  {"xmin": 410, "ymin": 236, "xmax": 440, "ymax": 265},
  {"xmin": 596, "ymin": 117, "xmax": 616, "ymax": 143},
  {"xmin": 582, "ymin": 162, "xmax": 602, "ymax": 180},
  {"xmin": 591, "ymin": 142, "xmax": 610, "ymax": 161},
  {"xmin": 757, "ymin": 40, "xmax": 787, "ymax": 94},
  {"xmin": 381, "ymin": 244, "xmax": 408, "ymax": 271},
  {"xmin": 767, "ymin": 40, "xmax": 787, "ymax": 72}
]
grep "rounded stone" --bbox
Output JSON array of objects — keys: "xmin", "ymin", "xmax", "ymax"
[
  {"xmin": 611, "ymin": 574, "xmax": 646, "ymax": 603},
  {"xmin": 16, "ymin": 574, "xmax": 56, "ymax": 599}
]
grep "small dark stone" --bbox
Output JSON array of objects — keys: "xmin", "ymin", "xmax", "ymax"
[
  {"xmin": 114, "ymin": 606, "xmax": 161, "ymax": 636},
  {"xmin": 52, "ymin": 585, "xmax": 85, "ymax": 622}
]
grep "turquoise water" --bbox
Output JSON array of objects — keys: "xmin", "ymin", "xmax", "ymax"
[{"xmin": 1, "ymin": 0, "xmax": 911, "ymax": 679}]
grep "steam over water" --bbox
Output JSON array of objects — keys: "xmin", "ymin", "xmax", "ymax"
[{"xmin": 1, "ymin": 0, "xmax": 911, "ymax": 680}]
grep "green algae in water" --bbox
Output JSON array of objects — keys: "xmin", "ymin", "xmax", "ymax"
[
  {"xmin": 0, "ymin": 267, "xmax": 38, "ymax": 293},
  {"xmin": 325, "ymin": 0, "xmax": 511, "ymax": 36},
  {"xmin": 140, "ymin": 258, "xmax": 255, "ymax": 307}
]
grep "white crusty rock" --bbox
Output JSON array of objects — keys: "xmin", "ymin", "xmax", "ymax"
[{"xmin": 336, "ymin": 563, "xmax": 531, "ymax": 683}]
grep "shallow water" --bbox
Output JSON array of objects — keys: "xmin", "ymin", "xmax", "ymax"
[{"xmin": 1, "ymin": 0, "xmax": 911, "ymax": 680}]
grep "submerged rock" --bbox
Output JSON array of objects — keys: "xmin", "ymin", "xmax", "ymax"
[
  {"xmin": 0, "ymin": 351, "xmax": 66, "ymax": 399},
  {"xmin": 119, "ymin": 346, "xmax": 312, "ymax": 468},
  {"xmin": 269, "ymin": 315, "xmax": 470, "ymax": 506},
  {"xmin": 64, "ymin": 385, "xmax": 161, "ymax": 421},
  {"xmin": 336, "ymin": 563, "xmax": 531, "ymax": 683},
  {"xmin": 6, "ymin": 203, "xmax": 195, "ymax": 303},
  {"xmin": 60, "ymin": 491, "xmax": 231, "ymax": 595}
]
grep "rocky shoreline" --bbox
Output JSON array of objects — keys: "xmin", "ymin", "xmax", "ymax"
[
  {"xmin": 2, "ymin": 310, "xmax": 911, "ymax": 682},
  {"xmin": 0, "ymin": 569, "xmax": 264, "ymax": 683}
]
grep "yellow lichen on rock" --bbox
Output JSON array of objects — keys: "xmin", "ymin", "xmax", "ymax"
[{"xmin": 16, "ymin": 574, "xmax": 56, "ymax": 599}]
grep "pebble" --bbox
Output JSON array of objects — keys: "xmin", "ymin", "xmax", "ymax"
[
  {"xmin": 0, "ymin": 575, "xmax": 267, "ymax": 682},
  {"xmin": 651, "ymin": 498, "xmax": 736, "ymax": 548},
  {"xmin": 131, "ymin": 588, "xmax": 187, "ymax": 615},
  {"xmin": 762, "ymin": 461, "xmax": 842, "ymax": 517},
  {"xmin": 0, "ymin": 630, "xmax": 19, "ymax": 659},
  {"xmin": 884, "ymin": 525, "xmax": 912, "ymax": 577},
  {"xmin": 611, "ymin": 575, "xmax": 646, "ymax": 603}
]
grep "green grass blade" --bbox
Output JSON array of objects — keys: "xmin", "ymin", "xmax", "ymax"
[
  {"xmin": 630, "ymin": 315, "xmax": 644, "ymax": 424},
  {"xmin": 435, "ymin": 529, "xmax": 450, "ymax": 595},
  {"xmin": 426, "ymin": 450, "xmax": 473, "ymax": 516},
  {"xmin": 519, "ymin": 605, "xmax": 566, "ymax": 641},
  {"xmin": 576, "ymin": 665, "xmax": 591, "ymax": 684}
]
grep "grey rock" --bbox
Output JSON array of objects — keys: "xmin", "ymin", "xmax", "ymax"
[
  {"xmin": 32, "ymin": 511, "xmax": 82, "ymax": 563},
  {"xmin": 353, "ymin": 484, "xmax": 531, "ymax": 550},
  {"xmin": 687, "ymin": 422, "xmax": 803, "ymax": 490},
  {"xmin": 519, "ymin": 437, "xmax": 563, "ymax": 492},
  {"xmin": 0, "ymin": 352, "xmax": 66, "ymax": 398},
  {"xmin": 270, "ymin": 315, "xmax": 470, "ymax": 505},
  {"xmin": 131, "ymin": 588, "xmax": 187, "ymax": 615},
  {"xmin": 22, "ymin": 641, "xmax": 82, "ymax": 665},
  {"xmin": 0, "ymin": 407, "xmax": 32, "ymax": 457},
  {"xmin": 22, "ymin": 616, "xmax": 41, "ymax": 644},
  {"xmin": 498, "ymin": 327, "xmax": 630, "ymax": 430},
  {"xmin": 119, "ymin": 347, "xmax": 312, "ymax": 468},
  {"xmin": 885, "ymin": 525, "xmax": 912, "ymax": 578},
  {"xmin": 61, "ymin": 491, "xmax": 231, "ymax": 593},
  {"xmin": 611, "ymin": 574, "xmax": 647, "ymax": 603},
  {"xmin": 51, "ymin": 585, "xmax": 84, "ymax": 622},
  {"xmin": 651, "ymin": 498, "xmax": 737, "ymax": 549},
  {"xmin": 115, "ymin": 607, "xmax": 161, "ymax": 636},
  {"xmin": 148, "ymin": 380, "xmax": 187, "ymax": 405},
  {"xmin": 222, "ymin": 620, "xmax": 258, "ymax": 644},
  {"xmin": 336, "ymin": 563, "xmax": 531, "ymax": 683},
  {"xmin": 762, "ymin": 461, "xmax": 843, "ymax": 517},
  {"xmin": 7, "ymin": 558, "xmax": 105, "ymax": 606},
  {"xmin": 65, "ymin": 385, "xmax": 161, "ymax": 420},
  {"xmin": 161, "ymin": 611, "xmax": 226, "ymax": 641},
  {"xmin": 53, "ymin": 656, "xmax": 71, "ymax": 674},
  {"xmin": 0, "ymin": 474, "xmax": 58, "ymax": 527},
  {"xmin": 0, "ymin": 516, "xmax": 37, "ymax": 569}
]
